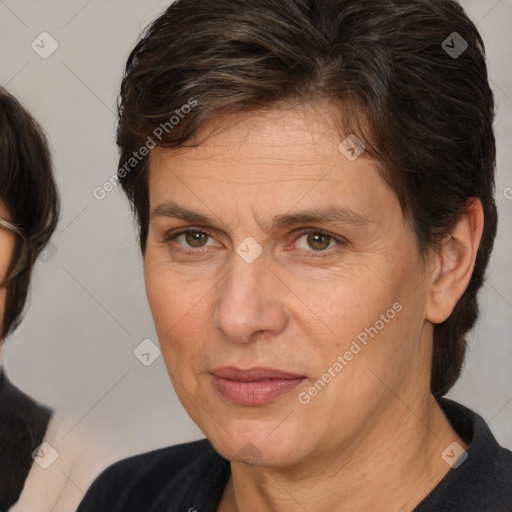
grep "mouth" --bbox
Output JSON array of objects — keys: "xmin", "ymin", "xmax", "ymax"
[{"xmin": 210, "ymin": 366, "xmax": 308, "ymax": 405}]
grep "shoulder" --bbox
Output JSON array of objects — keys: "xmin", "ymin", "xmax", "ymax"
[
  {"xmin": 11, "ymin": 409, "xmax": 114, "ymax": 512},
  {"xmin": 76, "ymin": 438, "xmax": 217, "ymax": 512},
  {"xmin": 417, "ymin": 397, "xmax": 512, "ymax": 511},
  {"xmin": 0, "ymin": 371, "xmax": 51, "ymax": 435},
  {"xmin": 0, "ymin": 371, "xmax": 51, "ymax": 511},
  {"xmin": 88, "ymin": 437, "xmax": 215, "ymax": 484}
]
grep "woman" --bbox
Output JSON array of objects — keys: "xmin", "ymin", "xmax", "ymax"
[
  {"xmin": 78, "ymin": 0, "xmax": 512, "ymax": 510},
  {"xmin": 0, "ymin": 86, "xmax": 59, "ymax": 510}
]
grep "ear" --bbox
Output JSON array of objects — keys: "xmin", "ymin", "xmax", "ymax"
[{"xmin": 425, "ymin": 198, "xmax": 484, "ymax": 324}]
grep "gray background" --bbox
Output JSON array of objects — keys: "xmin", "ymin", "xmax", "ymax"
[{"xmin": 1, "ymin": 0, "xmax": 511, "ymax": 496}]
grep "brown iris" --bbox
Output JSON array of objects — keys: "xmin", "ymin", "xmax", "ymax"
[
  {"xmin": 306, "ymin": 232, "xmax": 331, "ymax": 251},
  {"xmin": 185, "ymin": 230, "xmax": 208, "ymax": 248}
]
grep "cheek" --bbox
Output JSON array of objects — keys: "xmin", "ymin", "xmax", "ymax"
[
  {"xmin": 145, "ymin": 268, "xmax": 218, "ymax": 428},
  {"xmin": 0, "ymin": 232, "xmax": 15, "ymax": 334},
  {"xmin": 0, "ymin": 232, "xmax": 15, "ymax": 283},
  {"xmin": 293, "ymin": 272, "xmax": 421, "ymax": 401},
  {"xmin": 289, "ymin": 275, "xmax": 398, "ymax": 353},
  {"xmin": 144, "ymin": 260, "xmax": 213, "ymax": 368},
  {"xmin": 145, "ymin": 251, "xmax": 200, "ymax": 330},
  {"xmin": 0, "ymin": 287, "xmax": 5, "ymax": 334}
]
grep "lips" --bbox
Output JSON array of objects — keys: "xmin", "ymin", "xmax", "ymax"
[{"xmin": 210, "ymin": 366, "xmax": 307, "ymax": 405}]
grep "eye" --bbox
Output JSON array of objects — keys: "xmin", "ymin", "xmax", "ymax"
[
  {"xmin": 294, "ymin": 229, "xmax": 343, "ymax": 254},
  {"xmin": 168, "ymin": 229, "xmax": 215, "ymax": 250},
  {"xmin": 164, "ymin": 227, "xmax": 345, "ymax": 258}
]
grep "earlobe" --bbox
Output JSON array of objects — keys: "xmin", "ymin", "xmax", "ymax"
[{"xmin": 425, "ymin": 198, "xmax": 484, "ymax": 324}]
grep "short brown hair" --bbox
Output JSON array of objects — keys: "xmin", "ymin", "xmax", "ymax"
[
  {"xmin": 116, "ymin": 0, "xmax": 497, "ymax": 395},
  {"xmin": 0, "ymin": 87, "xmax": 59, "ymax": 338}
]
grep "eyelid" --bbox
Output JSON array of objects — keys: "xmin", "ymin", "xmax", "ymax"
[
  {"xmin": 294, "ymin": 227, "xmax": 343, "ymax": 239},
  {"xmin": 163, "ymin": 226, "xmax": 219, "ymax": 249},
  {"xmin": 163, "ymin": 226, "xmax": 212, "ymax": 242},
  {"xmin": 288, "ymin": 228, "xmax": 347, "ymax": 255}
]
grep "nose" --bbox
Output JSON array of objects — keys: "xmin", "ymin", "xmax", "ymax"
[{"xmin": 213, "ymin": 255, "xmax": 288, "ymax": 344}]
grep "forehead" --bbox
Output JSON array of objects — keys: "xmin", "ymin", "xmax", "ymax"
[
  {"xmin": 172, "ymin": 104, "xmax": 341, "ymax": 161},
  {"xmin": 149, "ymin": 103, "xmax": 381, "ymax": 179},
  {"xmin": 146, "ymin": 105, "xmax": 397, "ymax": 228}
]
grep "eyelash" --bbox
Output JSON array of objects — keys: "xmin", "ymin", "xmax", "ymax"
[{"xmin": 163, "ymin": 227, "xmax": 346, "ymax": 258}]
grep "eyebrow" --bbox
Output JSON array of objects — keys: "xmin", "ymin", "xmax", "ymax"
[
  {"xmin": 150, "ymin": 201, "xmax": 373, "ymax": 230},
  {"xmin": 151, "ymin": 202, "xmax": 213, "ymax": 224}
]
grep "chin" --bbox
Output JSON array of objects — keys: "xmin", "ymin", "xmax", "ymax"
[{"xmin": 205, "ymin": 420, "xmax": 306, "ymax": 468}]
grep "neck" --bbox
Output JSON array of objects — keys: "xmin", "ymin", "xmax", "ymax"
[{"xmin": 219, "ymin": 394, "xmax": 465, "ymax": 512}]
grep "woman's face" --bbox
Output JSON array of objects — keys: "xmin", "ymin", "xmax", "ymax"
[{"xmin": 144, "ymin": 104, "xmax": 437, "ymax": 467}]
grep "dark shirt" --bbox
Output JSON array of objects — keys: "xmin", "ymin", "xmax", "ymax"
[
  {"xmin": 77, "ymin": 397, "xmax": 512, "ymax": 511},
  {"xmin": 0, "ymin": 370, "xmax": 51, "ymax": 511}
]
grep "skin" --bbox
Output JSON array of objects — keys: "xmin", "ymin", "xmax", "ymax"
[
  {"xmin": 144, "ymin": 101, "xmax": 483, "ymax": 512},
  {"xmin": 0, "ymin": 201, "xmax": 16, "ymax": 338}
]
